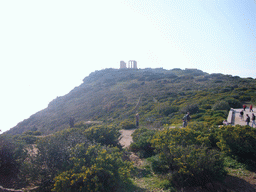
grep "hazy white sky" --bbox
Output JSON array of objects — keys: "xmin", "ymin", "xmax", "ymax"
[{"xmin": 0, "ymin": 0, "xmax": 256, "ymax": 133}]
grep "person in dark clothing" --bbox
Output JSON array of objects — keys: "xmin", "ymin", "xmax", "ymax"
[
  {"xmin": 240, "ymin": 110, "xmax": 244, "ymax": 120},
  {"xmin": 252, "ymin": 113, "xmax": 256, "ymax": 128},
  {"xmin": 245, "ymin": 114, "xmax": 250, "ymax": 126},
  {"xmin": 182, "ymin": 112, "xmax": 191, "ymax": 127},
  {"xmin": 135, "ymin": 113, "xmax": 139, "ymax": 127}
]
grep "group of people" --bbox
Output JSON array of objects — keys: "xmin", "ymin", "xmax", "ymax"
[
  {"xmin": 243, "ymin": 113, "xmax": 256, "ymax": 127},
  {"xmin": 240, "ymin": 104, "xmax": 255, "ymax": 127},
  {"xmin": 243, "ymin": 104, "xmax": 253, "ymax": 112},
  {"xmin": 138, "ymin": 104, "xmax": 255, "ymax": 128}
]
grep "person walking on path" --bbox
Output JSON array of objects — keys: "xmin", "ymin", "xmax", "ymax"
[
  {"xmin": 135, "ymin": 113, "xmax": 139, "ymax": 127},
  {"xmin": 252, "ymin": 113, "xmax": 256, "ymax": 128},
  {"xmin": 243, "ymin": 104, "xmax": 247, "ymax": 111},
  {"xmin": 250, "ymin": 105, "xmax": 253, "ymax": 112},
  {"xmin": 246, "ymin": 114, "xmax": 250, "ymax": 126},
  {"xmin": 182, "ymin": 119, "xmax": 187, "ymax": 127},
  {"xmin": 240, "ymin": 110, "xmax": 244, "ymax": 120},
  {"xmin": 182, "ymin": 112, "xmax": 191, "ymax": 127}
]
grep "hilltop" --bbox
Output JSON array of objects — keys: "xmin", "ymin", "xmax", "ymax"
[{"xmin": 7, "ymin": 68, "xmax": 256, "ymax": 135}]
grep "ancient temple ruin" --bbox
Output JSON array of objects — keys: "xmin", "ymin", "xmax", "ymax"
[
  {"xmin": 120, "ymin": 60, "xmax": 137, "ymax": 69},
  {"xmin": 120, "ymin": 61, "xmax": 127, "ymax": 69}
]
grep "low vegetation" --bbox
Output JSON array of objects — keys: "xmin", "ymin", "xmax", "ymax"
[{"xmin": 2, "ymin": 123, "xmax": 256, "ymax": 191}]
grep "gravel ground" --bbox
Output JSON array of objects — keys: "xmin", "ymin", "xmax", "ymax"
[{"xmin": 119, "ymin": 129, "xmax": 136, "ymax": 148}]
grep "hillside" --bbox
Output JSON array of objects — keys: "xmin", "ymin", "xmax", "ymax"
[
  {"xmin": 7, "ymin": 68, "xmax": 256, "ymax": 135},
  {"xmin": 3, "ymin": 67, "xmax": 256, "ymax": 191}
]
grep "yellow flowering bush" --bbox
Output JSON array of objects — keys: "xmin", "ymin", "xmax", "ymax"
[
  {"xmin": 35, "ymin": 128, "xmax": 89, "ymax": 189},
  {"xmin": 151, "ymin": 123, "xmax": 215, "ymax": 166},
  {"xmin": 52, "ymin": 144, "xmax": 133, "ymax": 192},
  {"xmin": 34, "ymin": 126, "xmax": 130, "ymax": 191},
  {"xmin": 130, "ymin": 127, "xmax": 156, "ymax": 158},
  {"xmin": 217, "ymin": 125, "xmax": 256, "ymax": 164},
  {"xmin": 169, "ymin": 145, "xmax": 226, "ymax": 187},
  {"xmin": 84, "ymin": 125, "xmax": 122, "ymax": 148},
  {"xmin": 149, "ymin": 124, "xmax": 226, "ymax": 187}
]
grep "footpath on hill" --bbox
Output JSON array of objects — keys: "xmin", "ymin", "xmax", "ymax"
[
  {"xmin": 119, "ymin": 129, "xmax": 136, "ymax": 148},
  {"xmin": 120, "ymin": 107, "xmax": 256, "ymax": 148}
]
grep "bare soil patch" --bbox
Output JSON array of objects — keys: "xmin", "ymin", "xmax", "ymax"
[{"xmin": 119, "ymin": 129, "xmax": 136, "ymax": 148}]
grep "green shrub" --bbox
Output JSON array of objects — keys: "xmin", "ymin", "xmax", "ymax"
[
  {"xmin": 154, "ymin": 103, "xmax": 178, "ymax": 116},
  {"xmin": 223, "ymin": 156, "xmax": 246, "ymax": 169},
  {"xmin": 217, "ymin": 125, "xmax": 256, "ymax": 164},
  {"xmin": 52, "ymin": 144, "xmax": 132, "ymax": 192},
  {"xmin": 23, "ymin": 130, "xmax": 42, "ymax": 136},
  {"xmin": 180, "ymin": 104, "xmax": 199, "ymax": 114},
  {"xmin": 84, "ymin": 125, "xmax": 121, "ymax": 147},
  {"xmin": 21, "ymin": 135, "xmax": 37, "ymax": 144},
  {"xmin": 156, "ymin": 179, "xmax": 175, "ymax": 191},
  {"xmin": 35, "ymin": 128, "xmax": 89, "ymax": 189},
  {"xmin": 119, "ymin": 120, "xmax": 136, "ymax": 129},
  {"xmin": 239, "ymin": 95, "xmax": 251, "ymax": 102},
  {"xmin": 130, "ymin": 128, "xmax": 156, "ymax": 158},
  {"xmin": 212, "ymin": 100, "xmax": 230, "ymax": 111},
  {"xmin": 232, "ymin": 94, "xmax": 239, "ymax": 99},
  {"xmin": 13, "ymin": 130, "xmax": 42, "ymax": 144},
  {"xmin": 150, "ymin": 124, "xmax": 226, "ymax": 187},
  {"xmin": 169, "ymin": 145, "xmax": 226, "ymax": 187},
  {"xmin": 147, "ymin": 155, "xmax": 169, "ymax": 174},
  {"xmin": 251, "ymin": 96, "xmax": 256, "ymax": 103},
  {"xmin": 73, "ymin": 121, "xmax": 91, "ymax": 129},
  {"xmin": 225, "ymin": 98, "xmax": 242, "ymax": 108},
  {"xmin": 126, "ymin": 82, "xmax": 139, "ymax": 89},
  {"xmin": 0, "ymin": 136, "xmax": 19, "ymax": 177},
  {"xmin": 0, "ymin": 135, "xmax": 27, "ymax": 188},
  {"xmin": 35, "ymin": 126, "xmax": 124, "ymax": 191},
  {"xmin": 201, "ymin": 104, "xmax": 211, "ymax": 109},
  {"xmin": 149, "ymin": 143, "xmax": 226, "ymax": 187},
  {"xmin": 151, "ymin": 124, "xmax": 213, "ymax": 152}
]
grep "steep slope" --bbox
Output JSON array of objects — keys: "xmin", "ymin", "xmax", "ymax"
[{"xmin": 7, "ymin": 68, "xmax": 256, "ymax": 135}]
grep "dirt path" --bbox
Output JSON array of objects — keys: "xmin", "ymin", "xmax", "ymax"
[{"xmin": 119, "ymin": 129, "xmax": 136, "ymax": 148}]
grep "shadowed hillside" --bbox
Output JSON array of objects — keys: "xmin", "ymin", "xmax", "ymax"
[{"xmin": 6, "ymin": 68, "xmax": 256, "ymax": 135}]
